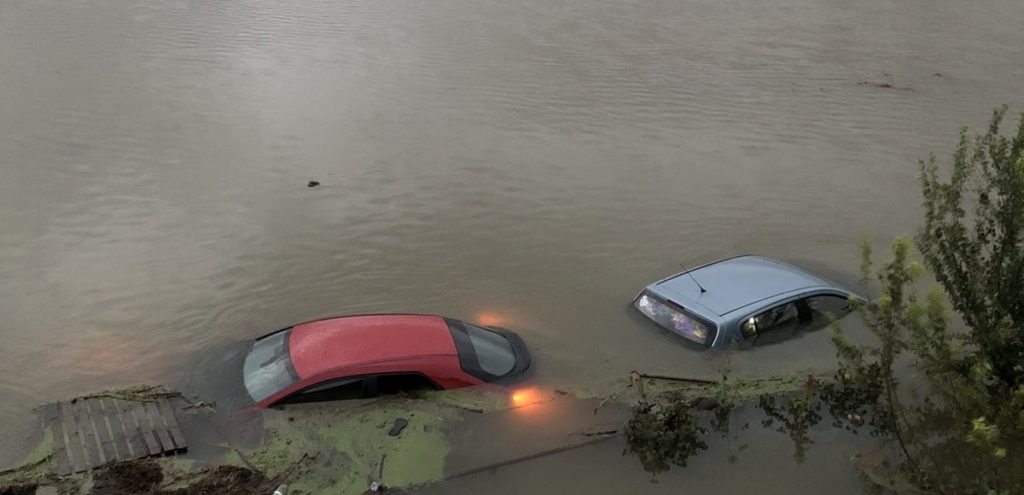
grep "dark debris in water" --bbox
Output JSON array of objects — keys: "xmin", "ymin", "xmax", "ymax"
[
  {"xmin": 83, "ymin": 460, "xmax": 278, "ymax": 495},
  {"xmin": 387, "ymin": 418, "xmax": 409, "ymax": 437},
  {"xmin": 90, "ymin": 460, "xmax": 162, "ymax": 495},
  {"xmin": 857, "ymin": 81, "xmax": 915, "ymax": 91},
  {"xmin": 0, "ymin": 484, "xmax": 37, "ymax": 495},
  {"xmin": 162, "ymin": 465, "xmax": 277, "ymax": 495}
]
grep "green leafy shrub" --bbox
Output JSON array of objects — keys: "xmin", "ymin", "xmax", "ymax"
[{"xmin": 825, "ymin": 108, "xmax": 1024, "ymax": 493}]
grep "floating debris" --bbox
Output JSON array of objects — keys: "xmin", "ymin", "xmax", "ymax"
[
  {"xmin": 857, "ymin": 81, "xmax": 915, "ymax": 91},
  {"xmin": 37, "ymin": 395, "xmax": 188, "ymax": 475},
  {"xmin": 83, "ymin": 460, "xmax": 278, "ymax": 495},
  {"xmin": 0, "ymin": 483, "xmax": 37, "ymax": 495},
  {"xmin": 387, "ymin": 419, "xmax": 409, "ymax": 437}
]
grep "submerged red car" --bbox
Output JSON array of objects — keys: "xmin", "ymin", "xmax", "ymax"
[{"xmin": 242, "ymin": 314, "xmax": 531, "ymax": 408}]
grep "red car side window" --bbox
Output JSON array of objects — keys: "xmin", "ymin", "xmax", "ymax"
[
  {"xmin": 278, "ymin": 377, "xmax": 366, "ymax": 405},
  {"xmin": 377, "ymin": 373, "xmax": 441, "ymax": 395},
  {"xmin": 276, "ymin": 373, "xmax": 441, "ymax": 406}
]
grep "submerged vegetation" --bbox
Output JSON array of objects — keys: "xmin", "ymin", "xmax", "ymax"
[
  {"xmin": 248, "ymin": 398, "xmax": 457, "ymax": 494},
  {"xmin": 624, "ymin": 371, "xmax": 808, "ymax": 473},
  {"xmin": 625, "ymin": 396, "xmax": 707, "ymax": 474}
]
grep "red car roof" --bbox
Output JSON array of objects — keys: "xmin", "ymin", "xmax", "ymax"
[{"xmin": 287, "ymin": 314, "xmax": 458, "ymax": 379}]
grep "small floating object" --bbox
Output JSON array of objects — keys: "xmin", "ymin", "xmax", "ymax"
[
  {"xmin": 307, "ymin": 180, "xmax": 320, "ymax": 188},
  {"xmin": 388, "ymin": 418, "xmax": 409, "ymax": 437}
]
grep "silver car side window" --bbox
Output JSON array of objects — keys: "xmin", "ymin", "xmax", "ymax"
[
  {"xmin": 807, "ymin": 295, "xmax": 852, "ymax": 318},
  {"xmin": 741, "ymin": 302, "xmax": 800, "ymax": 339}
]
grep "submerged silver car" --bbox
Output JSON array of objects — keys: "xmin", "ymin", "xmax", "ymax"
[{"xmin": 633, "ymin": 256, "xmax": 862, "ymax": 348}]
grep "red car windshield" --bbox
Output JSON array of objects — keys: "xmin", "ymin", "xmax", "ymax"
[{"xmin": 244, "ymin": 329, "xmax": 300, "ymax": 402}]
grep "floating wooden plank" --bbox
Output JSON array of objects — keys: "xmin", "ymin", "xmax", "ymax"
[
  {"xmin": 86, "ymin": 399, "xmax": 117, "ymax": 463},
  {"xmin": 107, "ymin": 399, "xmax": 131, "ymax": 457},
  {"xmin": 38, "ymin": 403, "xmax": 59, "ymax": 423},
  {"xmin": 112, "ymin": 399, "xmax": 148, "ymax": 459},
  {"xmin": 145, "ymin": 402, "xmax": 175, "ymax": 453},
  {"xmin": 37, "ymin": 404, "xmax": 71, "ymax": 476},
  {"xmin": 71, "ymin": 399, "xmax": 103, "ymax": 469},
  {"xmin": 40, "ymin": 395, "xmax": 188, "ymax": 474},
  {"xmin": 48, "ymin": 410, "xmax": 71, "ymax": 476},
  {"xmin": 59, "ymin": 402, "xmax": 86, "ymax": 474},
  {"xmin": 99, "ymin": 398, "xmax": 130, "ymax": 459},
  {"xmin": 157, "ymin": 400, "xmax": 187, "ymax": 451},
  {"xmin": 130, "ymin": 402, "xmax": 162, "ymax": 456}
]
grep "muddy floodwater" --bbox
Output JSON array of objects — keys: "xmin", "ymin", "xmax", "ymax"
[{"xmin": 2, "ymin": 0, "xmax": 1023, "ymax": 489}]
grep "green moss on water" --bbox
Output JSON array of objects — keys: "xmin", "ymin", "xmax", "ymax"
[
  {"xmin": 547, "ymin": 375, "xmax": 774, "ymax": 408},
  {"xmin": 22, "ymin": 428, "xmax": 54, "ymax": 470},
  {"xmin": 0, "ymin": 428, "xmax": 54, "ymax": 485},
  {"xmin": 635, "ymin": 373, "xmax": 810, "ymax": 404},
  {"xmin": 557, "ymin": 378, "xmax": 633, "ymax": 401},
  {"xmin": 79, "ymin": 385, "xmax": 179, "ymax": 403},
  {"xmin": 437, "ymin": 387, "xmax": 515, "ymax": 413},
  {"xmin": 244, "ymin": 397, "xmax": 458, "ymax": 494}
]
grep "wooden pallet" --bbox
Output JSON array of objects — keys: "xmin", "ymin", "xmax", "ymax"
[{"xmin": 37, "ymin": 396, "xmax": 187, "ymax": 476}]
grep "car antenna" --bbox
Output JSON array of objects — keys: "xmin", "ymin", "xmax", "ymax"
[{"xmin": 678, "ymin": 262, "xmax": 707, "ymax": 294}]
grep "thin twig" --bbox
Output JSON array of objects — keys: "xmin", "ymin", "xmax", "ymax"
[
  {"xmin": 637, "ymin": 373, "xmax": 718, "ymax": 385},
  {"xmin": 444, "ymin": 435, "xmax": 617, "ymax": 480},
  {"xmin": 579, "ymin": 429, "xmax": 619, "ymax": 437},
  {"xmin": 592, "ymin": 393, "xmax": 617, "ymax": 415}
]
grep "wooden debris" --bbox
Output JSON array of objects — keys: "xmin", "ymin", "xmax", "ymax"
[
  {"xmin": 637, "ymin": 373, "xmax": 718, "ymax": 385},
  {"xmin": 37, "ymin": 396, "xmax": 188, "ymax": 475}
]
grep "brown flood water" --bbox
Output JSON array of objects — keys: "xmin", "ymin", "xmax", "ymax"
[{"xmin": 1, "ymin": 0, "xmax": 1023, "ymax": 488}]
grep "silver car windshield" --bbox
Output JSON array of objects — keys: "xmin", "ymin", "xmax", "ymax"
[{"xmin": 243, "ymin": 329, "xmax": 299, "ymax": 402}]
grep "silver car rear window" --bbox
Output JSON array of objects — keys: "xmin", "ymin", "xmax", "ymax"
[{"xmin": 635, "ymin": 292, "xmax": 714, "ymax": 345}]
